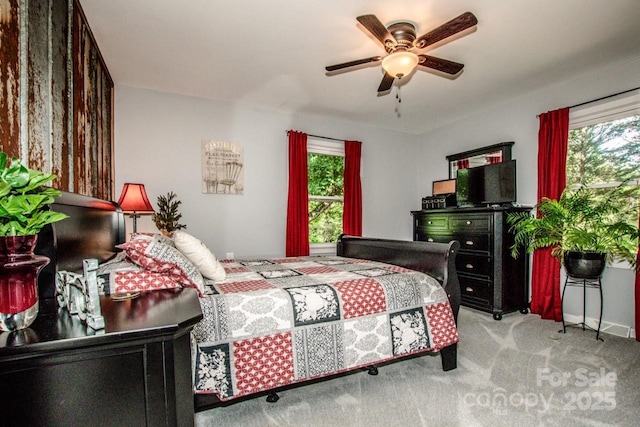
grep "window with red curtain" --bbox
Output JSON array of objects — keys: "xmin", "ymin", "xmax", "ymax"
[
  {"xmin": 343, "ymin": 140, "xmax": 362, "ymax": 236},
  {"xmin": 532, "ymin": 107, "xmax": 569, "ymax": 321},
  {"xmin": 286, "ymin": 131, "xmax": 309, "ymax": 257}
]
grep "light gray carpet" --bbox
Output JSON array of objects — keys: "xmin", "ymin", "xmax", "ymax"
[{"xmin": 194, "ymin": 307, "xmax": 640, "ymax": 427}]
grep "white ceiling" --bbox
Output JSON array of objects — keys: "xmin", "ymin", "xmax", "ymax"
[{"xmin": 79, "ymin": 0, "xmax": 640, "ymax": 135}]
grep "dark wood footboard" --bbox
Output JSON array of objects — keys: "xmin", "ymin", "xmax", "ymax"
[
  {"xmin": 337, "ymin": 235, "xmax": 460, "ymax": 373},
  {"xmin": 337, "ymin": 235, "xmax": 461, "ymax": 320}
]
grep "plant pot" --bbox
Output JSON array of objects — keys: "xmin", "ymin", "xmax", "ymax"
[
  {"xmin": 0, "ymin": 235, "xmax": 50, "ymax": 332},
  {"xmin": 563, "ymin": 251, "xmax": 606, "ymax": 279}
]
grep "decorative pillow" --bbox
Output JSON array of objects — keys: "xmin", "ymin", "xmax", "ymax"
[
  {"xmin": 172, "ymin": 230, "xmax": 226, "ymax": 282},
  {"xmin": 130, "ymin": 232, "xmax": 176, "ymax": 247},
  {"xmin": 97, "ymin": 252, "xmax": 183, "ymax": 294},
  {"xmin": 117, "ymin": 234, "xmax": 208, "ymax": 295}
]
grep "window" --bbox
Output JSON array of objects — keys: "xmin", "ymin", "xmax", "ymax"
[
  {"xmin": 567, "ymin": 89, "xmax": 640, "ymax": 264},
  {"xmin": 307, "ymin": 138, "xmax": 344, "ymax": 254}
]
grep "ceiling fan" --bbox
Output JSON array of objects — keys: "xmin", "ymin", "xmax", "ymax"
[{"xmin": 325, "ymin": 12, "xmax": 478, "ymax": 93}]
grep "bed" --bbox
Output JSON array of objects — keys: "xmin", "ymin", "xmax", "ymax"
[{"xmin": 37, "ymin": 191, "xmax": 461, "ymax": 412}]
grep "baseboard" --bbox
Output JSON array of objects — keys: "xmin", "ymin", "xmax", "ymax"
[{"xmin": 562, "ymin": 313, "xmax": 632, "ymax": 338}]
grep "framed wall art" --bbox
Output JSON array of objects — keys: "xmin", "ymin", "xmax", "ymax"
[{"xmin": 202, "ymin": 140, "xmax": 244, "ymax": 195}]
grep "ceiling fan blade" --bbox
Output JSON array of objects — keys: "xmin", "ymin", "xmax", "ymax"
[
  {"xmin": 325, "ymin": 56, "xmax": 382, "ymax": 72},
  {"xmin": 418, "ymin": 55, "xmax": 465, "ymax": 74},
  {"xmin": 377, "ymin": 72, "xmax": 395, "ymax": 93},
  {"xmin": 414, "ymin": 12, "xmax": 478, "ymax": 49},
  {"xmin": 356, "ymin": 14, "xmax": 397, "ymax": 49}
]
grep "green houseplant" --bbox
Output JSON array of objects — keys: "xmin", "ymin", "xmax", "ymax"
[
  {"xmin": 0, "ymin": 153, "xmax": 68, "ymax": 236},
  {"xmin": 507, "ymin": 183, "xmax": 640, "ymax": 276},
  {"xmin": 152, "ymin": 191, "xmax": 186, "ymax": 236},
  {"xmin": 0, "ymin": 152, "xmax": 68, "ymax": 331}
]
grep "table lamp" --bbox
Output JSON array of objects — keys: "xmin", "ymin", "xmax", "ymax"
[{"xmin": 117, "ymin": 183, "xmax": 155, "ymax": 233}]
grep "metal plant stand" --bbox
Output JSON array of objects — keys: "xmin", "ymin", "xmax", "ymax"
[{"xmin": 560, "ymin": 275, "xmax": 604, "ymax": 341}]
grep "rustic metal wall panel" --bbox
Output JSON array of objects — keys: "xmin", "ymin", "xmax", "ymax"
[
  {"xmin": 72, "ymin": 0, "xmax": 113, "ymax": 200},
  {"xmin": 0, "ymin": 0, "xmax": 112, "ymax": 199},
  {"xmin": 0, "ymin": 0, "xmax": 21, "ymax": 158},
  {"xmin": 49, "ymin": 0, "xmax": 71, "ymax": 190},
  {"xmin": 94, "ymin": 65, "xmax": 113, "ymax": 201},
  {"xmin": 72, "ymin": 5, "xmax": 89, "ymax": 196},
  {"xmin": 26, "ymin": 0, "xmax": 50, "ymax": 172}
]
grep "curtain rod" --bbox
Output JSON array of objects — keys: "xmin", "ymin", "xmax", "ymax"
[
  {"xmin": 569, "ymin": 86, "xmax": 640, "ymax": 110},
  {"xmin": 286, "ymin": 130, "xmax": 344, "ymax": 142}
]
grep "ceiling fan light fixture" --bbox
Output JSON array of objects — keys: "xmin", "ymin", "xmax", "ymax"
[{"xmin": 381, "ymin": 51, "xmax": 419, "ymax": 78}]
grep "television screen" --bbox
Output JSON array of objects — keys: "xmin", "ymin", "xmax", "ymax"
[{"xmin": 456, "ymin": 160, "xmax": 516, "ymax": 206}]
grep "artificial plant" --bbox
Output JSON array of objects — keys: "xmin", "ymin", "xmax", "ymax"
[{"xmin": 152, "ymin": 191, "xmax": 186, "ymax": 234}]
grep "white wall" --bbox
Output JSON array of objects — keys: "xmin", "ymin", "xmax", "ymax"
[
  {"xmin": 114, "ymin": 86, "xmax": 419, "ymax": 258},
  {"xmin": 115, "ymin": 54, "xmax": 639, "ymax": 332},
  {"xmin": 416, "ymin": 55, "xmax": 640, "ymax": 333}
]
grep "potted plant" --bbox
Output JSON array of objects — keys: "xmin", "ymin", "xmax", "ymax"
[
  {"xmin": 152, "ymin": 191, "xmax": 186, "ymax": 236},
  {"xmin": 0, "ymin": 152, "xmax": 68, "ymax": 331},
  {"xmin": 507, "ymin": 183, "xmax": 640, "ymax": 278}
]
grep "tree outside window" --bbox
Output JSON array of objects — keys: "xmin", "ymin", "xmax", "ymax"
[
  {"xmin": 308, "ymin": 152, "xmax": 344, "ymax": 244},
  {"xmin": 567, "ymin": 114, "xmax": 640, "ymax": 226}
]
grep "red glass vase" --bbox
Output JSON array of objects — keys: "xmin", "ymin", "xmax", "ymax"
[{"xmin": 0, "ymin": 235, "xmax": 50, "ymax": 332}]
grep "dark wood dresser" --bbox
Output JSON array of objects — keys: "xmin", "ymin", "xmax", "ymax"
[
  {"xmin": 412, "ymin": 206, "xmax": 530, "ymax": 320},
  {"xmin": 0, "ymin": 288, "xmax": 202, "ymax": 427}
]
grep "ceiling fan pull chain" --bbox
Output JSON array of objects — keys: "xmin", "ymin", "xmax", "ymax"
[{"xmin": 395, "ymin": 85, "xmax": 402, "ymax": 116}]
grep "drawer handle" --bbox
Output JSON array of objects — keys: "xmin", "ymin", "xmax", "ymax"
[
  {"xmin": 466, "ymin": 220, "xmax": 472, "ymax": 225},
  {"xmin": 427, "ymin": 238, "xmax": 434, "ymax": 242},
  {"xmin": 427, "ymin": 221, "xmax": 433, "ymax": 225},
  {"xmin": 466, "ymin": 264, "xmax": 474, "ymax": 269},
  {"xmin": 466, "ymin": 287, "xmax": 473, "ymax": 292},
  {"xmin": 465, "ymin": 240, "xmax": 474, "ymax": 246}
]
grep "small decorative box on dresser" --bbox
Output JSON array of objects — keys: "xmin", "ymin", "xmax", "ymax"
[{"xmin": 412, "ymin": 206, "xmax": 530, "ymax": 320}]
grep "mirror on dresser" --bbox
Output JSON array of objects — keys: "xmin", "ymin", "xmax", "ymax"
[{"xmin": 446, "ymin": 141, "xmax": 514, "ymax": 178}]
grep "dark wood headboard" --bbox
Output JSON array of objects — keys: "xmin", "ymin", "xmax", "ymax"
[{"xmin": 35, "ymin": 191, "xmax": 126, "ymax": 299}]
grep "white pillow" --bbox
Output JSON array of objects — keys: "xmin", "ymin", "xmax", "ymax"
[{"xmin": 172, "ymin": 231, "xmax": 226, "ymax": 282}]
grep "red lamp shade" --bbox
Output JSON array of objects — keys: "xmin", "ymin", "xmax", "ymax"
[
  {"xmin": 117, "ymin": 183, "xmax": 155, "ymax": 214},
  {"xmin": 117, "ymin": 183, "xmax": 154, "ymax": 233}
]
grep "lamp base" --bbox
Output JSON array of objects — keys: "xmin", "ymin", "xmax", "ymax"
[{"xmin": 130, "ymin": 213, "xmax": 140, "ymax": 234}]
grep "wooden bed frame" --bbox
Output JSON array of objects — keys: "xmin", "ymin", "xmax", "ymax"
[{"xmin": 35, "ymin": 191, "xmax": 461, "ymax": 412}]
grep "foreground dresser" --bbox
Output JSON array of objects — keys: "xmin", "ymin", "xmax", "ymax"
[
  {"xmin": 0, "ymin": 288, "xmax": 202, "ymax": 427},
  {"xmin": 412, "ymin": 206, "xmax": 530, "ymax": 320}
]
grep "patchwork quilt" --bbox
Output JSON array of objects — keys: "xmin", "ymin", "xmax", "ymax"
[{"xmin": 191, "ymin": 256, "xmax": 459, "ymax": 401}]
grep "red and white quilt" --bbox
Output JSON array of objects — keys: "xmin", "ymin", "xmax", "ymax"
[{"xmin": 191, "ymin": 256, "xmax": 459, "ymax": 401}]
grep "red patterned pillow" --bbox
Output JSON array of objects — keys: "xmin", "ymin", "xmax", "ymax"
[
  {"xmin": 103, "ymin": 270, "xmax": 183, "ymax": 294},
  {"xmin": 117, "ymin": 235, "xmax": 207, "ymax": 295}
]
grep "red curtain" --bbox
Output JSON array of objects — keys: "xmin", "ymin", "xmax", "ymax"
[
  {"xmin": 457, "ymin": 159, "xmax": 470, "ymax": 170},
  {"xmin": 343, "ymin": 140, "xmax": 362, "ymax": 236},
  {"xmin": 531, "ymin": 107, "xmax": 569, "ymax": 321},
  {"xmin": 488, "ymin": 155, "xmax": 501, "ymax": 164},
  {"xmin": 286, "ymin": 131, "xmax": 309, "ymax": 256}
]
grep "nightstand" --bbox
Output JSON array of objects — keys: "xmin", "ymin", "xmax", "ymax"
[{"xmin": 0, "ymin": 288, "xmax": 202, "ymax": 427}]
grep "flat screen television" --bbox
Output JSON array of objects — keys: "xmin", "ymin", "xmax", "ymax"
[{"xmin": 456, "ymin": 160, "xmax": 516, "ymax": 206}]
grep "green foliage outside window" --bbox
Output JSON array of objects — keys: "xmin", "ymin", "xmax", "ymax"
[
  {"xmin": 308, "ymin": 153, "xmax": 344, "ymax": 243},
  {"xmin": 566, "ymin": 115, "xmax": 640, "ymax": 226}
]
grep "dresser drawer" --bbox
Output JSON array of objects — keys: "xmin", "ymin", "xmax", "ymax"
[
  {"xmin": 416, "ymin": 233, "xmax": 453, "ymax": 244},
  {"xmin": 454, "ymin": 233, "xmax": 491, "ymax": 254},
  {"xmin": 456, "ymin": 253, "xmax": 493, "ymax": 278},
  {"xmin": 414, "ymin": 214, "xmax": 449, "ymax": 232},
  {"xmin": 459, "ymin": 275, "xmax": 492, "ymax": 303},
  {"xmin": 450, "ymin": 214, "xmax": 492, "ymax": 232}
]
